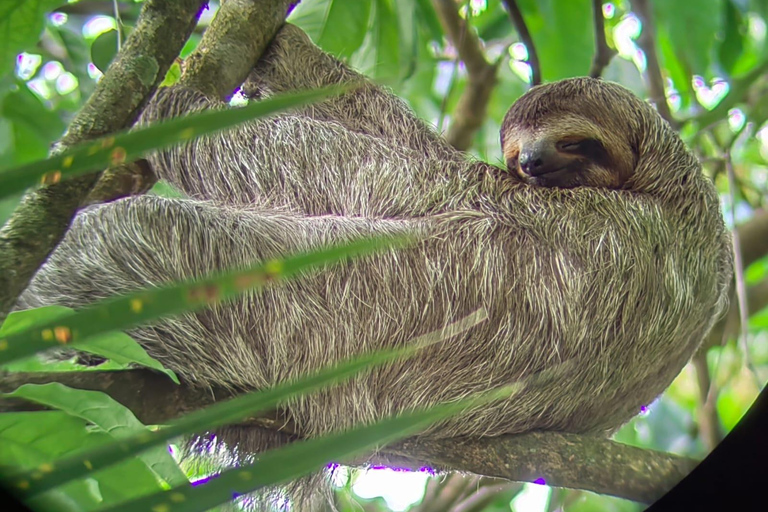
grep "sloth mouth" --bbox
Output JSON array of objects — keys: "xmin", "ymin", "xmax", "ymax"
[{"xmin": 522, "ymin": 165, "xmax": 583, "ymax": 189}]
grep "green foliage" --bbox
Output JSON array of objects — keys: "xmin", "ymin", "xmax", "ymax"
[
  {"xmin": 0, "ymin": 0, "xmax": 63, "ymax": 77},
  {"xmin": 4, "ymin": 309, "xmax": 486, "ymax": 500},
  {"xmin": 519, "ymin": 0, "xmax": 595, "ymax": 81},
  {"xmin": 98, "ymin": 384, "xmax": 521, "ymax": 512},
  {"xmin": 0, "ymin": 411, "xmax": 168, "ymax": 512},
  {"xmin": 0, "ymin": 306, "xmax": 178, "ymax": 382},
  {"xmin": 2, "ymin": 0, "xmax": 768, "ymax": 511}
]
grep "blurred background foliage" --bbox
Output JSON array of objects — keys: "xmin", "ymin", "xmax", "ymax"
[{"xmin": 1, "ymin": 0, "xmax": 768, "ymax": 511}]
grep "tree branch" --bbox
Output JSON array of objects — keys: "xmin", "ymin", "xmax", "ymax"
[
  {"xmin": 0, "ymin": 0, "xmax": 206, "ymax": 322},
  {"xmin": 179, "ymin": 0, "xmax": 296, "ymax": 101},
  {"xmin": 387, "ymin": 433, "xmax": 698, "ymax": 504},
  {"xmin": 501, "ymin": 0, "xmax": 541, "ymax": 86},
  {"xmin": 431, "ymin": 0, "xmax": 499, "ymax": 150},
  {"xmin": 632, "ymin": 0, "xmax": 675, "ymax": 126},
  {"xmin": 692, "ymin": 351, "xmax": 724, "ymax": 451},
  {"xmin": 0, "ymin": 369, "xmax": 698, "ymax": 504},
  {"xmin": 588, "ymin": 0, "xmax": 616, "ymax": 78}
]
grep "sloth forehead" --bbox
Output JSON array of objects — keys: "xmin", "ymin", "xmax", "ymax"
[
  {"xmin": 500, "ymin": 78, "xmax": 647, "ymax": 149},
  {"xmin": 503, "ymin": 78, "xmax": 645, "ymax": 129}
]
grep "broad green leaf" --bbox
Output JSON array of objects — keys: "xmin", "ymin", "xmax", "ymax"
[
  {"xmin": 7, "ymin": 384, "xmax": 188, "ymax": 487},
  {"xmin": 98, "ymin": 383, "xmax": 523, "ymax": 512},
  {"xmin": 0, "ymin": 305, "xmax": 72, "ymax": 336},
  {"xmin": 719, "ymin": 0, "xmax": 746, "ymax": 74},
  {"xmin": 290, "ymin": 0, "xmax": 373, "ymax": 58},
  {"xmin": 515, "ymin": 0, "xmax": 594, "ymax": 81},
  {"xmin": 0, "ymin": 307, "xmax": 177, "ymax": 382},
  {"xmin": 7, "ymin": 309, "xmax": 487, "ymax": 498},
  {"xmin": 0, "ymin": 411, "xmax": 163, "ymax": 508},
  {"xmin": 351, "ymin": 0, "xmax": 401, "ymax": 80},
  {"xmin": 90, "ymin": 29, "xmax": 119, "ymax": 74},
  {"xmin": 393, "ymin": 0, "xmax": 419, "ymax": 80},
  {"xmin": 0, "ymin": 0, "xmax": 63, "ymax": 77},
  {"xmin": 0, "ymin": 234, "xmax": 408, "ymax": 365},
  {"xmin": 414, "ymin": 0, "xmax": 444, "ymax": 41},
  {"xmin": 651, "ymin": 0, "xmax": 724, "ymax": 76},
  {"xmin": 0, "ymin": 85, "xmax": 345, "ymax": 199},
  {"xmin": 77, "ymin": 332, "xmax": 179, "ymax": 384}
]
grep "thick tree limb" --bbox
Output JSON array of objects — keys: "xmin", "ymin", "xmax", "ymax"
[
  {"xmin": 0, "ymin": 369, "xmax": 698, "ymax": 504},
  {"xmin": 632, "ymin": 0, "xmax": 675, "ymax": 127},
  {"xmin": 388, "ymin": 433, "xmax": 698, "ymax": 504},
  {"xmin": 0, "ymin": 0, "xmax": 206, "ymax": 323},
  {"xmin": 179, "ymin": 0, "xmax": 296, "ymax": 101},
  {"xmin": 501, "ymin": 0, "xmax": 541, "ymax": 86},
  {"xmin": 431, "ymin": 0, "xmax": 499, "ymax": 150},
  {"xmin": 588, "ymin": 0, "xmax": 616, "ymax": 78}
]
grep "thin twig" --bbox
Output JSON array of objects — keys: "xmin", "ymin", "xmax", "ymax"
[
  {"xmin": 588, "ymin": 0, "xmax": 616, "ymax": 77},
  {"xmin": 501, "ymin": 0, "xmax": 541, "ymax": 86},
  {"xmin": 692, "ymin": 352, "xmax": 723, "ymax": 451},
  {"xmin": 632, "ymin": 0, "xmax": 675, "ymax": 126},
  {"xmin": 724, "ymin": 148, "xmax": 762, "ymax": 388},
  {"xmin": 432, "ymin": 0, "xmax": 499, "ymax": 150},
  {"xmin": 112, "ymin": 0, "xmax": 124, "ymax": 50}
]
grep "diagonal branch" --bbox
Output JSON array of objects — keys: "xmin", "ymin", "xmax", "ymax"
[
  {"xmin": 0, "ymin": 369, "xmax": 698, "ymax": 504},
  {"xmin": 431, "ymin": 0, "xmax": 500, "ymax": 150},
  {"xmin": 501, "ymin": 0, "xmax": 541, "ymax": 86},
  {"xmin": 0, "ymin": 0, "xmax": 206, "ymax": 323},
  {"xmin": 179, "ymin": 0, "xmax": 296, "ymax": 101},
  {"xmin": 589, "ymin": 0, "xmax": 616, "ymax": 77}
]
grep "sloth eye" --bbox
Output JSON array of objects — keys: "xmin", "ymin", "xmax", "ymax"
[{"xmin": 557, "ymin": 140, "xmax": 585, "ymax": 152}]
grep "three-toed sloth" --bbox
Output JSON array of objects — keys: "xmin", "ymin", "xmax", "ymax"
[{"xmin": 19, "ymin": 23, "xmax": 731, "ymax": 480}]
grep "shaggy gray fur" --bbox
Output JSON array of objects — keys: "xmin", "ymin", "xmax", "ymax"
[{"xmin": 18, "ymin": 24, "xmax": 731, "ymax": 498}]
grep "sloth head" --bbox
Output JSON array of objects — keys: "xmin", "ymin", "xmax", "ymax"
[{"xmin": 500, "ymin": 77, "xmax": 667, "ymax": 190}]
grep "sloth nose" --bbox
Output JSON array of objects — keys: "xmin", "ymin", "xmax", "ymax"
[{"xmin": 518, "ymin": 141, "xmax": 561, "ymax": 177}]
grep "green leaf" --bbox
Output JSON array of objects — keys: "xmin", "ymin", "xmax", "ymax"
[
  {"xmin": 160, "ymin": 61, "xmax": 182, "ymax": 87},
  {"xmin": 90, "ymin": 29, "xmax": 119, "ymax": 74},
  {"xmin": 99, "ymin": 383, "xmax": 523, "ymax": 512},
  {"xmin": 516, "ymin": 0, "xmax": 594, "ymax": 81},
  {"xmin": 149, "ymin": 180, "xmax": 187, "ymax": 198},
  {"xmin": 0, "ymin": 305, "xmax": 72, "ymax": 336},
  {"xmin": 7, "ymin": 384, "xmax": 188, "ymax": 487},
  {"xmin": 0, "ymin": 411, "xmax": 164, "ymax": 509},
  {"xmin": 351, "ymin": 0, "xmax": 401, "ymax": 80},
  {"xmin": 7, "ymin": 309, "xmax": 487, "ymax": 498},
  {"xmin": 718, "ymin": 0, "xmax": 746, "ymax": 75},
  {"xmin": 290, "ymin": 0, "xmax": 373, "ymax": 59},
  {"xmin": 651, "ymin": 0, "xmax": 724, "ymax": 76},
  {"xmin": 0, "ymin": 307, "xmax": 178, "ymax": 382},
  {"xmin": 0, "ymin": 233, "xmax": 408, "ymax": 365},
  {"xmin": 77, "ymin": 332, "xmax": 179, "ymax": 384},
  {"xmin": 0, "ymin": 85, "xmax": 345, "ymax": 200},
  {"xmin": 0, "ymin": 0, "xmax": 63, "ymax": 77}
]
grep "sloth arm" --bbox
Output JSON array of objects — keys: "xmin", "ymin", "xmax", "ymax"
[
  {"xmin": 139, "ymin": 85, "xmax": 487, "ymax": 217},
  {"xmin": 242, "ymin": 23, "xmax": 456, "ymax": 159}
]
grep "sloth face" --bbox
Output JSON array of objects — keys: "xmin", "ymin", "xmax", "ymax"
[{"xmin": 500, "ymin": 77, "xmax": 642, "ymax": 190}]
